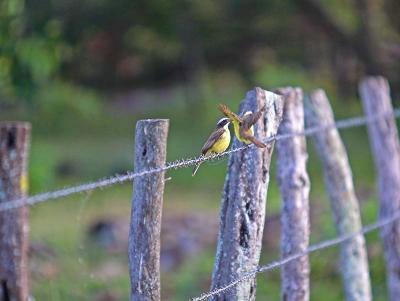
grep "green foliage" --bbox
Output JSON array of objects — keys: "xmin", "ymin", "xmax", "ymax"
[
  {"xmin": 124, "ymin": 25, "xmax": 182, "ymax": 62},
  {"xmin": 29, "ymin": 141, "xmax": 57, "ymax": 193},
  {"xmin": 255, "ymin": 63, "xmax": 335, "ymax": 94},
  {"xmin": 16, "ymin": 35, "xmax": 62, "ymax": 84},
  {"xmin": 0, "ymin": 0, "xmax": 66, "ymax": 103},
  {"xmin": 32, "ymin": 81, "xmax": 103, "ymax": 133}
]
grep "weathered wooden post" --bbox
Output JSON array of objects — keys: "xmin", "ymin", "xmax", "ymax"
[
  {"xmin": 129, "ymin": 119, "xmax": 169, "ymax": 301},
  {"xmin": 306, "ymin": 90, "xmax": 372, "ymax": 301},
  {"xmin": 210, "ymin": 88, "xmax": 284, "ymax": 300},
  {"xmin": 305, "ymin": 89, "xmax": 372, "ymax": 301},
  {"xmin": 359, "ymin": 76, "xmax": 400, "ymax": 301},
  {"xmin": 276, "ymin": 88, "xmax": 310, "ymax": 301},
  {"xmin": 0, "ymin": 122, "xmax": 30, "ymax": 301}
]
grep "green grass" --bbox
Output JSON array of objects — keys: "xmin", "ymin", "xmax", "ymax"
[{"xmin": 30, "ymin": 187, "xmax": 130, "ymax": 300}]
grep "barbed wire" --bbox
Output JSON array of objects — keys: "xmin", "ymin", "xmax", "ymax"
[
  {"xmin": 1, "ymin": 108, "xmax": 399, "ymax": 212},
  {"xmin": 190, "ymin": 210, "xmax": 400, "ymax": 301}
]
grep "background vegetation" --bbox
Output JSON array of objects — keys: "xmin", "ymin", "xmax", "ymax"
[{"xmin": 1, "ymin": 0, "xmax": 399, "ymax": 300}]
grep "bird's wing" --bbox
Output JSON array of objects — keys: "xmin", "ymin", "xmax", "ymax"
[
  {"xmin": 242, "ymin": 104, "xmax": 266, "ymax": 129},
  {"xmin": 218, "ymin": 104, "xmax": 243, "ymax": 123},
  {"xmin": 240, "ymin": 129, "xmax": 266, "ymax": 148},
  {"xmin": 201, "ymin": 127, "xmax": 226, "ymax": 154}
]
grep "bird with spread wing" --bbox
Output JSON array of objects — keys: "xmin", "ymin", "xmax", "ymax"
[{"xmin": 218, "ymin": 103, "xmax": 266, "ymax": 148}]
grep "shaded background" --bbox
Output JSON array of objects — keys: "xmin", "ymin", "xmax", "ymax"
[{"xmin": 1, "ymin": 0, "xmax": 400, "ymax": 300}]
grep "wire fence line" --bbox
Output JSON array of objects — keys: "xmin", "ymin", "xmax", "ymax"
[
  {"xmin": 1, "ymin": 108, "xmax": 400, "ymax": 212},
  {"xmin": 190, "ymin": 209, "xmax": 400, "ymax": 301}
]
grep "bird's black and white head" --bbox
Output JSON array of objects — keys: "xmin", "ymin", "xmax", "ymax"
[{"xmin": 216, "ymin": 117, "xmax": 230, "ymax": 128}]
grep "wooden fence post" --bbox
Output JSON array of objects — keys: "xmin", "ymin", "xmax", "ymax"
[
  {"xmin": 129, "ymin": 119, "xmax": 169, "ymax": 301},
  {"xmin": 276, "ymin": 88, "xmax": 310, "ymax": 301},
  {"xmin": 305, "ymin": 89, "xmax": 372, "ymax": 301},
  {"xmin": 210, "ymin": 88, "xmax": 284, "ymax": 300},
  {"xmin": 0, "ymin": 122, "xmax": 30, "ymax": 301},
  {"xmin": 359, "ymin": 76, "xmax": 400, "ymax": 301}
]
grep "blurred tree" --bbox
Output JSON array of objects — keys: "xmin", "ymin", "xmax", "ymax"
[
  {"xmin": 0, "ymin": 0, "xmax": 65, "ymax": 105},
  {"xmin": 1, "ymin": 0, "xmax": 399, "ymax": 103},
  {"xmin": 0, "ymin": 0, "xmax": 103, "ymax": 131},
  {"xmin": 295, "ymin": 0, "xmax": 400, "ymax": 95}
]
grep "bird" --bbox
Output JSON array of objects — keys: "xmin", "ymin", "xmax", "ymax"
[
  {"xmin": 192, "ymin": 117, "xmax": 231, "ymax": 176},
  {"xmin": 218, "ymin": 103, "xmax": 266, "ymax": 148}
]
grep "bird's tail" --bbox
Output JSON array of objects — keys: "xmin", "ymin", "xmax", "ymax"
[
  {"xmin": 248, "ymin": 135, "xmax": 267, "ymax": 148},
  {"xmin": 253, "ymin": 138, "xmax": 267, "ymax": 148},
  {"xmin": 192, "ymin": 162, "xmax": 202, "ymax": 176}
]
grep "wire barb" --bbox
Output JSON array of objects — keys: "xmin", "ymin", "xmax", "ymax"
[
  {"xmin": 0, "ymin": 108, "xmax": 399, "ymax": 212},
  {"xmin": 190, "ymin": 210, "xmax": 400, "ymax": 301}
]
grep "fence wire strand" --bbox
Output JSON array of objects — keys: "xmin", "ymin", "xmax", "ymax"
[
  {"xmin": 1, "ymin": 108, "xmax": 399, "ymax": 212},
  {"xmin": 190, "ymin": 210, "xmax": 400, "ymax": 301}
]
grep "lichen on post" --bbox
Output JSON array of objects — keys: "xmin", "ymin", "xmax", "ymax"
[
  {"xmin": 210, "ymin": 88, "xmax": 284, "ymax": 301},
  {"xmin": 276, "ymin": 87, "xmax": 310, "ymax": 301}
]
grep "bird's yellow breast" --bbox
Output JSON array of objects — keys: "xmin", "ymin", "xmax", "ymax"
[
  {"xmin": 232, "ymin": 120, "xmax": 254, "ymax": 144},
  {"xmin": 210, "ymin": 129, "xmax": 231, "ymax": 154}
]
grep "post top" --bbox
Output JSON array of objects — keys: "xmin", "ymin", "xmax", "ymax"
[
  {"xmin": 137, "ymin": 119, "xmax": 169, "ymax": 123},
  {"xmin": 0, "ymin": 121, "xmax": 31, "ymax": 129}
]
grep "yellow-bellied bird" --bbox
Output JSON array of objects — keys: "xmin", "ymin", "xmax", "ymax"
[
  {"xmin": 192, "ymin": 118, "xmax": 231, "ymax": 176},
  {"xmin": 218, "ymin": 103, "xmax": 266, "ymax": 148}
]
